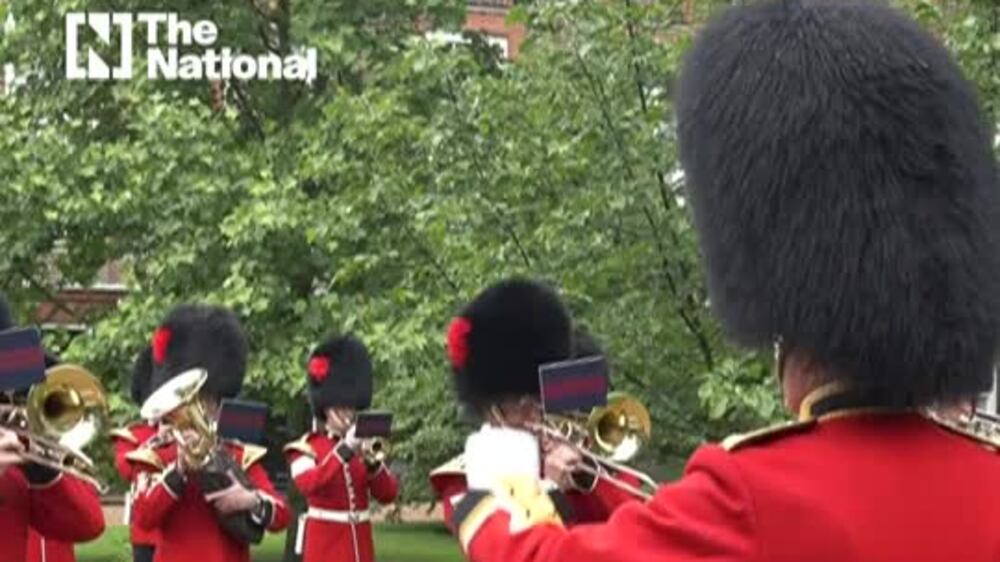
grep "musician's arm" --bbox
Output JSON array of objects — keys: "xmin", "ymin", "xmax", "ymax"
[
  {"xmin": 457, "ymin": 446, "xmax": 757, "ymax": 562},
  {"xmin": 111, "ymin": 433, "xmax": 139, "ymax": 482},
  {"xmin": 285, "ymin": 445, "xmax": 351, "ymax": 496},
  {"xmin": 367, "ymin": 462, "xmax": 399, "ymax": 504},
  {"xmin": 245, "ymin": 460, "xmax": 291, "ymax": 532},
  {"xmin": 25, "ymin": 465, "xmax": 106, "ymax": 542},
  {"xmin": 564, "ymin": 463, "xmax": 643, "ymax": 523},
  {"xmin": 132, "ymin": 462, "xmax": 185, "ymax": 531},
  {"xmin": 431, "ymin": 475, "xmax": 468, "ymax": 532}
]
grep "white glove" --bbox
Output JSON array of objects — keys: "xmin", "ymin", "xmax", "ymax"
[
  {"xmin": 464, "ymin": 426, "xmax": 540, "ymax": 491},
  {"xmin": 343, "ymin": 424, "xmax": 361, "ymax": 451}
]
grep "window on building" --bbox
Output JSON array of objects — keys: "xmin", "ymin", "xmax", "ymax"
[{"xmin": 424, "ymin": 30, "xmax": 510, "ymax": 59}]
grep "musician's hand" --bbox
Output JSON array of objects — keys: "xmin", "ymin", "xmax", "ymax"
[
  {"xmin": 343, "ymin": 425, "xmax": 362, "ymax": 451},
  {"xmin": 0, "ymin": 428, "xmax": 25, "ymax": 470},
  {"xmin": 543, "ymin": 443, "xmax": 583, "ymax": 490},
  {"xmin": 207, "ymin": 474, "xmax": 259, "ymax": 515}
]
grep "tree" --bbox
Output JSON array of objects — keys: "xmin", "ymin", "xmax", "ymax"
[{"xmin": 0, "ymin": 0, "xmax": 995, "ymax": 503}]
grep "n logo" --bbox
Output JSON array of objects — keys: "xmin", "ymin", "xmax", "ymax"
[{"xmin": 65, "ymin": 13, "xmax": 133, "ymax": 80}]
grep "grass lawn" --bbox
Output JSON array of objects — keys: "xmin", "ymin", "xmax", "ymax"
[{"xmin": 76, "ymin": 524, "xmax": 464, "ymax": 562}]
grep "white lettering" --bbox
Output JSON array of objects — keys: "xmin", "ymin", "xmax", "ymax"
[
  {"xmin": 165, "ymin": 13, "xmax": 192, "ymax": 45},
  {"xmin": 135, "ymin": 13, "xmax": 168, "ymax": 45},
  {"xmin": 177, "ymin": 54, "xmax": 203, "ymax": 80},
  {"xmin": 232, "ymin": 54, "xmax": 257, "ymax": 80},
  {"xmin": 192, "ymin": 20, "xmax": 217, "ymax": 46},
  {"xmin": 146, "ymin": 49, "xmax": 177, "ymax": 79}
]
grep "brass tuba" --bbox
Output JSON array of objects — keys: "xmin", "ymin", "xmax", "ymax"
[
  {"xmin": 0, "ymin": 364, "xmax": 108, "ymax": 490},
  {"xmin": 140, "ymin": 368, "xmax": 216, "ymax": 467}
]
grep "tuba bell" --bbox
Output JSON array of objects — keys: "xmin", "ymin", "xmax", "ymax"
[
  {"xmin": 140, "ymin": 368, "xmax": 216, "ymax": 467},
  {"xmin": 0, "ymin": 364, "xmax": 108, "ymax": 491}
]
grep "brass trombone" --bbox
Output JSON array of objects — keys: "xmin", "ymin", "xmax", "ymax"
[
  {"xmin": 0, "ymin": 364, "xmax": 108, "ymax": 491},
  {"xmin": 535, "ymin": 392, "xmax": 657, "ymax": 500}
]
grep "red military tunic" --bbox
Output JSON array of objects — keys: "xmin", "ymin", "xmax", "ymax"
[
  {"xmin": 129, "ymin": 440, "xmax": 290, "ymax": 562},
  {"xmin": 0, "ymin": 467, "xmax": 105, "ymax": 562},
  {"xmin": 26, "ymin": 528, "xmax": 75, "ymax": 562},
  {"xmin": 284, "ymin": 431, "xmax": 400, "ymax": 562},
  {"xmin": 454, "ymin": 388, "xmax": 1000, "ymax": 562},
  {"xmin": 110, "ymin": 422, "xmax": 160, "ymax": 548},
  {"xmin": 430, "ymin": 453, "xmax": 639, "ymax": 530}
]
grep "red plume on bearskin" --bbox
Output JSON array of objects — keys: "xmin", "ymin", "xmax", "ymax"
[
  {"xmin": 151, "ymin": 327, "xmax": 172, "ymax": 365},
  {"xmin": 446, "ymin": 317, "xmax": 472, "ymax": 371},
  {"xmin": 308, "ymin": 356, "xmax": 330, "ymax": 383}
]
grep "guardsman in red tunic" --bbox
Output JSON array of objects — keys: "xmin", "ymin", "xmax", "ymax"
[
  {"xmin": 109, "ymin": 346, "xmax": 160, "ymax": 562},
  {"xmin": 284, "ymin": 334, "xmax": 399, "ymax": 562},
  {"xmin": 446, "ymin": 3, "xmax": 1000, "ymax": 562},
  {"xmin": 0, "ymin": 322, "xmax": 104, "ymax": 562},
  {"xmin": 430, "ymin": 281, "xmax": 642, "ymax": 531},
  {"xmin": 128, "ymin": 305, "xmax": 290, "ymax": 562},
  {"xmin": 0, "ymin": 427, "xmax": 105, "ymax": 562}
]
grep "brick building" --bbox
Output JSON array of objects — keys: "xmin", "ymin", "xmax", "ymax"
[{"xmin": 464, "ymin": 0, "xmax": 524, "ymax": 58}]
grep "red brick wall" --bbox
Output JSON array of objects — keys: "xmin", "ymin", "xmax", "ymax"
[{"xmin": 465, "ymin": 4, "xmax": 525, "ymax": 59}]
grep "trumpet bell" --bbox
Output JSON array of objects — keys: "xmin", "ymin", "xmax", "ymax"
[
  {"xmin": 363, "ymin": 437, "xmax": 391, "ymax": 464},
  {"xmin": 587, "ymin": 392, "xmax": 651, "ymax": 462}
]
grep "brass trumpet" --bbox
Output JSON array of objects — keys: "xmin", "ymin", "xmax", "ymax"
[
  {"xmin": 537, "ymin": 392, "xmax": 657, "ymax": 500},
  {"xmin": 0, "ymin": 364, "xmax": 108, "ymax": 491},
  {"xmin": 362, "ymin": 437, "xmax": 391, "ymax": 465}
]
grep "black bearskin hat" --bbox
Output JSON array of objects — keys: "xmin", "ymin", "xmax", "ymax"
[
  {"xmin": 0, "ymin": 294, "xmax": 12, "ymax": 332},
  {"xmin": 149, "ymin": 305, "xmax": 248, "ymax": 401},
  {"xmin": 676, "ymin": 0, "xmax": 1000, "ymax": 405},
  {"xmin": 446, "ymin": 278, "xmax": 572, "ymax": 409},
  {"xmin": 130, "ymin": 346, "xmax": 154, "ymax": 405},
  {"xmin": 571, "ymin": 327, "xmax": 603, "ymax": 359},
  {"xmin": 306, "ymin": 334, "xmax": 373, "ymax": 417}
]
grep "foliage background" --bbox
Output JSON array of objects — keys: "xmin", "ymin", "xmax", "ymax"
[{"xmin": 0, "ymin": 0, "xmax": 996, "ymax": 502}]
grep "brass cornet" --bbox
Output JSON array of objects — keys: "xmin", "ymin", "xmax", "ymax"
[
  {"xmin": 362, "ymin": 437, "xmax": 391, "ymax": 465},
  {"xmin": 0, "ymin": 364, "xmax": 108, "ymax": 491}
]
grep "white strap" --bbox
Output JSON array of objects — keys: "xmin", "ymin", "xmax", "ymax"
[
  {"xmin": 290, "ymin": 456, "xmax": 317, "ymax": 479},
  {"xmin": 306, "ymin": 506, "xmax": 371, "ymax": 523},
  {"xmin": 294, "ymin": 514, "xmax": 307, "ymax": 555},
  {"xmin": 123, "ymin": 489, "xmax": 133, "ymax": 525}
]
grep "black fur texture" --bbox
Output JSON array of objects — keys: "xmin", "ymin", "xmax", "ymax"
[
  {"xmin": 308, "ymin": 334, "xmax": 374, "ymax": 416},
  {"xmin": 453, "ymin": 278, "xmax": 572, "ymax": 409},
  {"xmin": 676, "ymin": 0, "xmax": 1000, "ymax": 405},
  {"xmin": 151, "ymin": 305, "xmax": 248, "ymax": 401},
  {"xmin": 130, "ymin": 346, "xmax": 154, "ymax": 405}
]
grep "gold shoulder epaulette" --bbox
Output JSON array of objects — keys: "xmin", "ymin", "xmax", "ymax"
[
  {"xmin": 240, "ymin": 444, "xmax": 268, "ymax": 471},
  {"xmin": 124, "ymin": 447, "xmax": 165, "ymax": 471},
  {"xmin": 926, "ymin": 413, "xmax": 1000, "ymax": 452},
  {"xmin": 721, "ymin": 419, "xmax": 816, "ymax": 452},
  {"xmin": 109, "ymin": 427, "xmax": 138, "ymax": 444},
  {"xmin": 282, "ymin": 433, "xmax": 316, "ymax": 458},
  {"xmin": 430, "ymin": 454, "xmax": 466, "ymax": 477}
]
